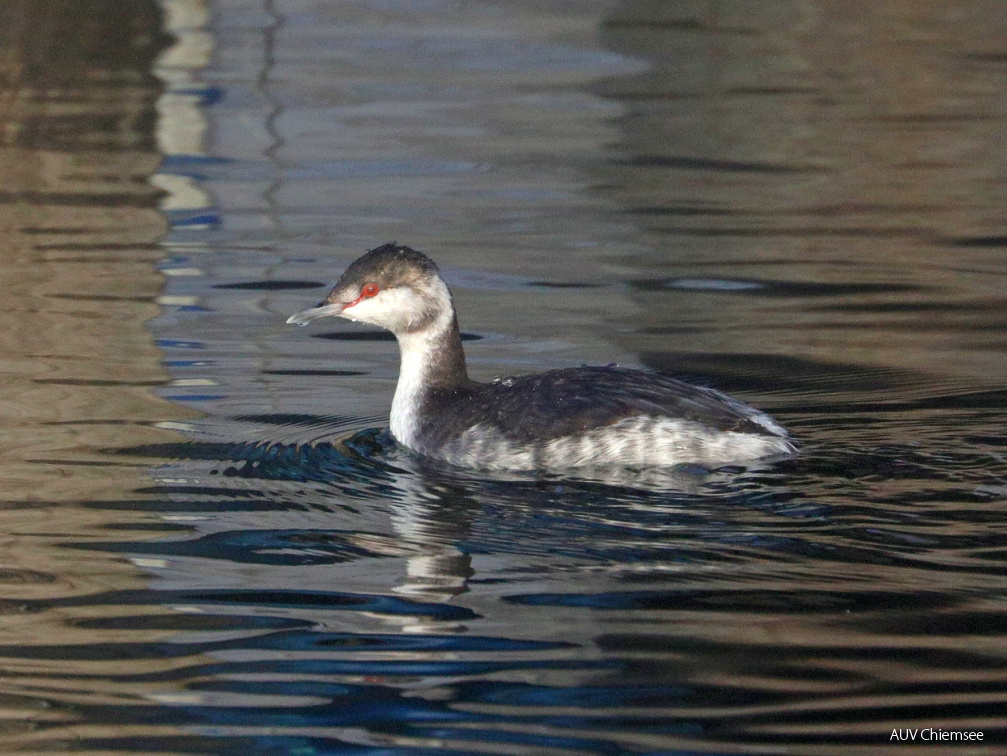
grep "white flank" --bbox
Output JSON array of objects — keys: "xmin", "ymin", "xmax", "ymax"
[{"xmin": 435, "ymin": 415, "xmax": 794, "ymax": 471}]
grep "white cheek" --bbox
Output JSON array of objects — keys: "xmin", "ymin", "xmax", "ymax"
[
  {"xmin": 342, "ymin": 287, "xmax": 425, "ymax": 331},
  {"xmin": 340, "ymin": 298, "xmax": 376, "ymax": 323}
]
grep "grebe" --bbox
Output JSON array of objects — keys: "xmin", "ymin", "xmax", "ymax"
[{"xmin": 287, "ymin": 243, "xmax": 795, "ymax": 470}]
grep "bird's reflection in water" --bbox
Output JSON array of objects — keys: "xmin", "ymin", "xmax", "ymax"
[
  {"xmin": 329, "ymin": 427, "xmax": 774, "ymax": 630},
  {"xmin": 123, "ymin": 426, "xmax": 799, "ymax": 641},
  {"xmin": 388, "ymin": 489, "xmax": 475, "ymax": 604},
  {"xmin": 350, "ymin": 474, "xmax": 478, "ymax": 611}
]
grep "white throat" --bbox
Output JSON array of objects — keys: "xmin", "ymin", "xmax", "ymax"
[{"xmin": 388, "ymin": 307, "xmax": 454, "ymax": 450}]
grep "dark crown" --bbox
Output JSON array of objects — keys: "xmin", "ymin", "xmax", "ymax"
[{"xmin": 337, "ymin": 243, "xmax": 440, "ymax": 289}]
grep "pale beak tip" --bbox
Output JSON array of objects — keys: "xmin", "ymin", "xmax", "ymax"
[{"xmin": 285, "ymin": 301, "xmax": 343, "ymax": 327}]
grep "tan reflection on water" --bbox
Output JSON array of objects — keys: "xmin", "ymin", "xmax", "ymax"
[
  {"xmin": 599, "ymin": 0, "xmax": 1007, "ymax": 385},
  {"xmin": 0, "ymin": 0, "xmax": 198, "ymax": 743}
]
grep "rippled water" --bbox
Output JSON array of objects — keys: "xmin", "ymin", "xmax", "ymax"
[{"xmin": 2, "ymin": 0, "xmax": 1007, "ymax": 753}]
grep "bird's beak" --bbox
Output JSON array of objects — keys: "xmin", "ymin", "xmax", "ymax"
[{"xmin": 286, "ymin": 299, "xmax": 345, "ymax": 327}]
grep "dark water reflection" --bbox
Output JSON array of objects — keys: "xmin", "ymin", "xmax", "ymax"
[{"xmin": 1, "ymin": 0, "xmax": 1006, "ymax": 754}]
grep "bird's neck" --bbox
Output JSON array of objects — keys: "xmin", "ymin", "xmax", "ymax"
[{"xmin": 390, "ymin": 308, "xmax": 469, "ymax": 448}]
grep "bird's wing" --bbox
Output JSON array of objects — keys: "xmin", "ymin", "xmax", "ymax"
[{"xmin": 424, "ymin": 367, "xmax": 785, "ymax": 445}]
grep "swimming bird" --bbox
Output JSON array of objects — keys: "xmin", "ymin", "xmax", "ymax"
[{"xmin": 287, "ymin": 243, "xmax": 795, "ymax": 470}]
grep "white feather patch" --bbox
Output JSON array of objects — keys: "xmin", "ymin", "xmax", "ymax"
[{"xmin": 426, "ymin": 415, "xmax": 794, "ymax": 471}]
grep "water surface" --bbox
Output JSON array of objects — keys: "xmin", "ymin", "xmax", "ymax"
[{"xmin": 1, "ymin": 1, "xmax": 1006, "ymax": 754}]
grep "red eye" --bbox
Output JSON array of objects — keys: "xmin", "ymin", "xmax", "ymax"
[{"xmin": 361, "ymin": 283, "xmax": 380, "ymax": 298}]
